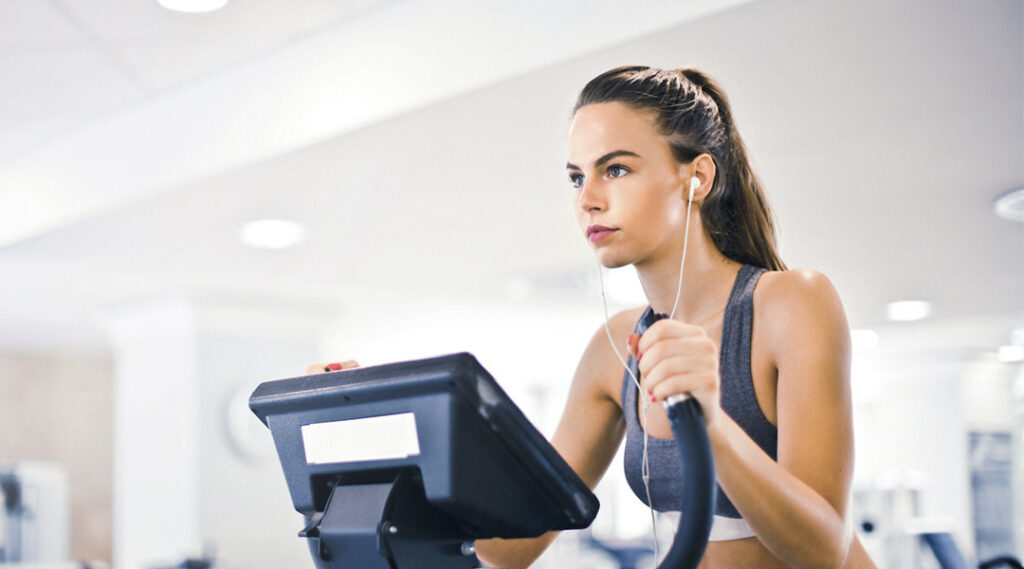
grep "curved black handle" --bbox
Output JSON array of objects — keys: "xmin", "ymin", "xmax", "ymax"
[{"xmin": 657, "ymin": 395, "xmax": 716, "ymax": 569}]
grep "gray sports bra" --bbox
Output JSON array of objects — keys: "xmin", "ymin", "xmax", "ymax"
[{"xmin": 621, "ymin": 264, "xmax": 777, "ymax": 533}]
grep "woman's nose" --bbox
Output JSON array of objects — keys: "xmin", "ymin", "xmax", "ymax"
[{"xmin": 577, "ymin": 179, "xmax": 606, "ymax": 212}]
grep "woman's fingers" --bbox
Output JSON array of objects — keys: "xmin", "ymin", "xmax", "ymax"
[
  {"xmin": 637, "ymin": 335, "xmax": 714, "ymax": 378},
  {"xmin": 645, "ymin": 361, "xmax": 718, "ymax": 399},
  {"xmin": 627, "ymin": 333, "xmax": 640, "ymax": 358},
  {"xmin": 636, "ymin": 319, "xmax": 705, "ymax": 355},
  {"xmin": 649, "ymin": 372, "xmax": 716, "ymax": 398},
  {"xmin": 305, "ymin": 360, "xmax": 361, "ymax": 375},
  {"xmin": 306, "ymin": 363, "xmax": 328, "ymax": 375},
  {"xmin": 640, "ymin": 350, "xmax": 709, "ymax": 386},
  {"xmin": 640, "ymin": 351, "xmax": 720, "ymax": 425},
  {"xmin": 633, "ymin": 319, "xmax": 720, "ymax": 424}
]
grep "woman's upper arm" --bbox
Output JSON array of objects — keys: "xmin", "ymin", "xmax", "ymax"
[
  {"xmin": 548, "ymin": 310, "xmax": 638, "ymax": 489},
  {"xmin": 766, "ymin": 269, "xmax": 855, "ymax": 520}
]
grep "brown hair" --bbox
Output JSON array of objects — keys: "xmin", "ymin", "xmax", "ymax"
[{"xmin": 573, "ymin": 66, "xmax": 786, "ymax": 271}]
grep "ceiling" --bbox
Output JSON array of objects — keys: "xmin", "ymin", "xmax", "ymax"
[{"xmin": 0, "ymin": 0, "xmax": 1021, "ymax": 354}]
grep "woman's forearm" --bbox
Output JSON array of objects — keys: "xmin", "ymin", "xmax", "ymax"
[
  {"xmin": 474, "ymin": 531, "xmax": 560, "ymax": 569},
  {"xmin": 708, "ymin": 414, "xmax": 850, "ymax": 569}
]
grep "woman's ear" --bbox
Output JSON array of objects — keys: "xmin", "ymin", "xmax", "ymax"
[{"xmin": 680, "ymin": 153, "xmax": 716, "ymax": 201}]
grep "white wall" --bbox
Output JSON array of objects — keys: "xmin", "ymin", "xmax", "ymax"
[{"xmin": 318, "ymin": 290, "xmax": 608, "ymax": 432}]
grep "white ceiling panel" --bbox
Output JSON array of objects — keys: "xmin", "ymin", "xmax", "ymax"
[
  {"xmin": 58, "ymin": 0, "xmax": 397, "ymax": 90},
  {"xmin": 0, "ymin": 49, "xmax": 146, "ymax": 159},
  {"xmin": 0, "ymin": 48, "xmax": 145, "ymax": 126},
  {"xmin": 0, "ymin": 1, "xmax": 84, "ymax": 44}
]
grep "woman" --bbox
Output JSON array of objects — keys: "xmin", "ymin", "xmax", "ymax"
[{"xmin": 314, "ymin": 66, "xmax": 877, "ymax": 568}]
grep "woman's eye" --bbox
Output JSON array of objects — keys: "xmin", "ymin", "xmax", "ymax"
[
  {"xmin": 569, "ymin": 173, "xmax": 584, "ymax": 188},
  {"xmin": 607, "ymin": 165, "xmax": 629, "ymax": 178}
]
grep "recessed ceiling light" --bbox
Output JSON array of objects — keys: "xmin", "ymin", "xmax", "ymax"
[
  {"xmin": 158, "ymin": 0, "xmax": 228, "ymax": 13},
  {"xmin": 885, "ymin": 300, "xmax": 933, "ymax": 322},
  {"xmin": 997, "ymin": 345, "xmax": 1024, "ymax": 363},
  {"xmin": 238, "ymin": 219, "xmax": 307, "ymax": 250},
  {"xmin": 994, "ymin": 187, "xmax": 1024, "ymax": 222},
  {"xmin": 1011, "ymin": 327, "xmax": 1024, "ymax": 347},
  {"xmin": 851, "ymin": 329, "xmax": 879, "ymax": 351}
]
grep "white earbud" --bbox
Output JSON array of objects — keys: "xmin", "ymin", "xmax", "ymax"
[{"xmin": 689, "ymin": 176, "xmax": 700, "ymax": 201}]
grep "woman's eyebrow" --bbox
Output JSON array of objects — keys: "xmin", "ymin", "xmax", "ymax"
[{"xmin": 566, "ymin": 149, "xmax": 641, "ymax": 171}]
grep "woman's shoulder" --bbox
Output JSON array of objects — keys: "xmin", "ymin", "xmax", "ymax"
[
  {"xmin": 753, "ymin": 267, "xmax": 849, "ymax": 350},
  {"xmin": 581, "ymin": 305, "xmax": 647, "ymax": 361},
  {"xmin": 609, "ymin": 305, "xmax": 649, "ymax": 333},
  {"xmin": 755, "ymin": 267, "xmax": 840, "ymax": 303},
  {"xmin": 573, "ymin": 305, "xmax": 648, "ymax": 400}
]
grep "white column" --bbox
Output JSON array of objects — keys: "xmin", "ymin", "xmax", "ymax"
[
  {"xmin": 107, "ymin": 295, "xmax": 202, "ymax": 569},
  {"xmin": 107, "ymin": 293, "xmax": 335, "ymax": 569}
]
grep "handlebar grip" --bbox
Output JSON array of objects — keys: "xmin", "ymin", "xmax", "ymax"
[{"xmin": 656, "ymin": 395, "xmax": 716, "ymax": 569}]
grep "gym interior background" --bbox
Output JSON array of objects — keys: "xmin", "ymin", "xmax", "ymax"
[{"xmin": 0, "ymin": 0, "xmax": 1021, "ymax": 568}]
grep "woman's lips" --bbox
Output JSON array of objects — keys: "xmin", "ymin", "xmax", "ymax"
[{"xmin": 587, "ymin": 226, "xmax": 618, "ymax": 243}]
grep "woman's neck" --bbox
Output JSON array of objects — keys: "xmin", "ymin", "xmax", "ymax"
[{"xmin": 635, "ymin": 222, "xmax": 741, "ymax": 324}]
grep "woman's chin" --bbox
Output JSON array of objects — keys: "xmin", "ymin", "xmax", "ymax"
[{"xmin": 594, "ymin": 250, "xmax": 632, "ymax": 269}]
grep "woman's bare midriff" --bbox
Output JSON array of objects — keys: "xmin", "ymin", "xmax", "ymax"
[
  {"xmin": 696, "ymin": 534, "xmax": 877, "ymax": 568},
  {"xmin": 699, "ymin": 538, "xmax": 790, "ymax": 568}
]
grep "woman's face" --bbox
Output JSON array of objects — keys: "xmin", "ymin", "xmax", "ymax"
[{"xmin": 567, "ymin": 102, "xmax": 689, "ymax": 269}]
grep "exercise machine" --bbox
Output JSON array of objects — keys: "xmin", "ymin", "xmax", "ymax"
[
  {"xmin": 250, "ymin": 352, "xmax": 715, "ymax": 569},
  {"xmin": 0, "ymin": 462, "xmax": 70, "ymax": 564}
]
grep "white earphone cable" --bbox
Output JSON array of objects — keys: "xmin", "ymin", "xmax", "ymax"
[
  {"xmin": 668, "ymin": 186, "xmax": 697, "ymax": 321},
  {"xmin": 598, "ymin": 266, "xmax": 659, "ymax": 560},
  {"xmin": 595, "ymin": 176, "xmax": 698, "ymax": 562},
  {"xmin": 599, "ymin": 268, "xmax": 659, "ymax": 560}
]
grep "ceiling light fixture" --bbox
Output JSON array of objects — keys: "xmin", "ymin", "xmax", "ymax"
[
  {"xmin": 851, "ymin": 329, "xmax": 880, "ymax": 351},
  {"xmin": 885, "ymin": 300, "xmax": 933, "ymax": 322},
  {"xmin": 1011, "ymin": 327, "xmax": 1024, "ymax": 347},
  {"xmin": 238, "ymin": 219, "xmax": 307, "ymax": 250},
  {"xmin": 994, "ymin": 187, "xmax": 1024, "ymax": 222},
  {"xmin": 997, "ymin": 345, "xmax": 1024, "ymax": 363},
  {"xmin": 158, "ymin": 0, "xmax": 229, "ymax": 13}
]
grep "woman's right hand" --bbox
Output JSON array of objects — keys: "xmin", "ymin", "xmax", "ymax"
[{"xmin": 305, "ymin": 360, "xmax": 360, "ymax": 375}]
